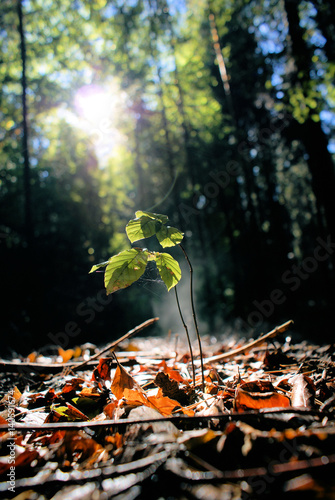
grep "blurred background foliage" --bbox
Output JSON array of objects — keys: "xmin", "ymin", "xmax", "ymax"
[{"xmin": 1, "ymin": 0, "xmax": 334, "ymax": 354}]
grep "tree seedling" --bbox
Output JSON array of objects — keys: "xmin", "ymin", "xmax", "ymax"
[{"xmin": 89, "ymin": 211, "xmax": 204, "ymax": 389}]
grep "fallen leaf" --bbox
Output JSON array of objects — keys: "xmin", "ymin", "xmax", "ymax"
[
  {"xmin": 103, "ymin": 400, "xmax": 118, "ymax": 418},
  {"xmin": 57, "ymin": 431, "xmax": 108, "ymax": 466},
  {"xmin": 123, "ymin": 387, "xmax": 194, "ymax": 417},
  {"xmin": 78, "ymin": 386, "xmax": 101, "ymax": 399},
  {"xmin": 65, "ymin": 403, "xmax": 89, "ymax": 421},
  {"xmin": 154, "ymin": 371, "xmax": 190, "ymax": 405},
  {"xmin": 92, "ymin": 357, "xmax": 114, "ymax": 389},
  {"xmin": 1, "ymin": 386, "xmax": 22, "ymax": 405},
  {"xmin": 61, "ymin": 378, "xmax": 84, "ymax": 395},
  {"xmin": 27, "ymin": 351, "xmax": 37, "ymax": 362},
  {"xmin": 290, "ymin": 374, "xmax": 315, "ymax": 408},
  {"xmin": 58, "ymin": 347, "xmax": 75, "ymax": 362},
  {"xmin": 110, "ymin": 363, "xmax": 139, "ymax": 400},
  {"xmin": 0, "ymin": 448, "xmax": 41, "ymax": 475},
  {"xmin": 235, "ymin": 380, "xmax": 290, "ymax": 411},
  {"xmin": 157, "ymin": 361, "xmax": 186, "ymax": 384}
]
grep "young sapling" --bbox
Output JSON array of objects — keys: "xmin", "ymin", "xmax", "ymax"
[{"xmin": 89, "ymin": 211, "xmax": 204, "ymax": 389}]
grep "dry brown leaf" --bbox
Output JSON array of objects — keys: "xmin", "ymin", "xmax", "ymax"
[
  {"xmin": 290, "ymin": 374, "xmax": 315, "ymax": 408},
  {"xmin": 103, "ymin": 401, "xmax": 118, "ymax": 419},
  {"xmin": 157, "ymin": 361, "xmax": 187, "ymax": 384},
  {"xmin": 154, "ymin": 372, "xmax": 190, "ymax": 405},
  {"xmin": 27, "ymin": 351, "xmax": 37, "ymax": 362},
  {"xmin": 57, "ymin": 431, "xmax": 108, "ymax": 466},
  {"xmin": 58, "ymin": 347, "xmax": 75, "ymax": 362},
  {"xmin": 235, "ymin": 380, "xmax": 290, "ymax": 411},
  {"xmin": 61, "ymin": 378, "xmax": 84, "ymax": 395},
  {"xmin": 91, "ymin": 357, "xmax": 115, "ymax": 389},
  {"xmin": 0, "ymin": 448, "xmax": 41, "ymax": 475},
  {"xmin": 73, "ymin": 346, "xmax": 82, "ymax": 358},
  {"xmin": 110, "ymin": 363, "xmax": 139, "ymax": 400},
  {"xmin": 65, "ymin": 403, "xmax": 89, "ymax": 421},
  {"xmin": 123, "ymin": 387, "xmax": 194, "ymax": 417},
  {"xmin": 78, "ymin": 386, "xmax": 101, "ymax": 399}
]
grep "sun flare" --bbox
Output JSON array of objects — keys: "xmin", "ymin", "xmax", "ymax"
[
  {"xmin": 72, "ymin": 83, "xmax": 126, "ymax": 162},
  {"xmin": 74, "ymin": 84, "xmax": 116, "ymax": 125}
]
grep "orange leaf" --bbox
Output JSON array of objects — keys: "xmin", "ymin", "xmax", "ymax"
[
  {"xmin": 73, "ymin": 346, "xmax": 82, "ymax": 358},
  {"xmin": 235, "ymin": 380, "xmax": 290, "ymax": 412},
  {"xmin": 158, "ymin": 361, "xmax": 186, "ymax": 384},
  {"xmin": 148, "ymin": 393, "xmax": 184, "ymax": 416},
  {"xmin": 92, "ymin": 358, "xmax": 114, "ymax": 389},
  {"xmin": 61, "ymin": 378, "xmax": 84, "ymax": 394},
  {"xmin": 0, "ymin": 449, "xmax": 40, "ymax": 475},
  {"xmin": 123, "ymin": 388, "xmax": 194, "ymax": 417},
  {"xmin": 103, "ymin": 401, "xmax": 118, "ymax": 418},
  {"xmin": 59, "ymin": 347, "xmax": 75, "ymax": 362},
  {"xmin": 123, "ymin": 388, "xmax": 150, "ymax": 408},
  {"xmin": 58, "ymin": 431, "xmax": 108, "ymax": 465},
  {"xmin": 79, "ymin": 387, "xmax": 101, "ymax": 399},
  {"xmin": 27, "ymin": 351, "xmax": 37, "ymax": 362},
  {"xmin": 65, "ymin": 403, "xmax": 89, "ymax": 421},
  {"xmin": 110, "ymin": 363, "xmax": 139, "ymax": 400}
]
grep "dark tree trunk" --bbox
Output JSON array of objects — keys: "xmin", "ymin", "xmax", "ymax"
[
  {"xmin": 17, "ymin": 0, "xmax": 33, "ymax": 247},
  {"xmin": 284, "ymin": 0, "xmax": 335, "ymax": 242}
]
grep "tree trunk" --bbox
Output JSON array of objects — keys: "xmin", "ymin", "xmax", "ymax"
[
  {"xmin": 17, "ymin": 0, "xmax": 33, "ymax": 246},
  {"xmin": 284, "ymin": 0, "xmax": 335, "ymax": 242}
]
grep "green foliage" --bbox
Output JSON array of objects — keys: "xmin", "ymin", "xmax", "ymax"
[
  {"xmin": 126, "ymin": 211, "xmax": 184, "ymax": 248},
  {"xmin": 90, "ymin": 212, "xmax": 182, "ymax": 293}
]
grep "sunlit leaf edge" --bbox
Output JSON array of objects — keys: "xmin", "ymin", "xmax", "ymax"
[
  {"xmin": 156, "ymin": 225, "xmax": 184, "ymax": 248},
  {"xmin": 89, "ymin": 260, "xmax": 110, "ymax": 274},
  {"xmin": 155, "ymin": 252, "xmax": 182, "ymax": 291},
  {"xmin": 104, "ymin": 248, "xmax": 149, "ymax": 294},
  {"xmin": 125, "ymin": 216, "xmax": 158, "ymax": 243}
]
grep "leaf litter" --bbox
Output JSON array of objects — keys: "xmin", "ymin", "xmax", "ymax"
[{"xmin": 1, "ymin": 319, "xmax": 335, "ymax": 498}]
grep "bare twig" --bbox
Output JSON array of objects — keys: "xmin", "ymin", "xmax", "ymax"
[
  {"xmin": 72, "ymin": 317, "xmax": 159, "ymax": 371},
  {"xmin": 204, "ymin": 320, "xmax": 294, "ymax": 364},
  {"xmin": 0, "ymin": 406, "xmax": 325, "ymax": 432},
  {"xmin": 0, "ymin": 318, "xmax": 159, "ymax": 374}
]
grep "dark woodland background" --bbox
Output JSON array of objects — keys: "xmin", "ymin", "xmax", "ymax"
[{"xmin": 1, "ymin": 0, "xmax": 335, "ymax": 355}]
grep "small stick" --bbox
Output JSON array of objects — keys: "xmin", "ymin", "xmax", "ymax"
[
  {"xmin": 72, "ymin": 317, "xmax": 159, "ymax": 371},
  {"xmin": 0, "ymin": 318, "xmax": 159, "ymax": 374},
  {"xmin": 204, "ymin": 320, "xmax": 294, "ymax": 364}
]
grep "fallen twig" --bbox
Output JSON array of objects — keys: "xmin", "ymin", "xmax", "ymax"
[
  {"xmin": 204, "ymin": 320, "xmax": 294, "ymax": 364},
  {"xmin": 0, "ymin": 406, "xmax": 326, "ymax": 432},
  {"xmin": 72, "ymin": 317, "xmax": 159, "ymax": 371},
  {"xmin": 0, "ymin": 317, "xmax": 159, "ymax": 374}
]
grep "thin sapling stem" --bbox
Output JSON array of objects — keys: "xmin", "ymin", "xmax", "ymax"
[
  {"xmin": 179, "ymin": 244, "xmax": 205, "ymax": 390},
  {"xmin": 174, "ymin": 285, "xmax": 196, "ymax": 386}
]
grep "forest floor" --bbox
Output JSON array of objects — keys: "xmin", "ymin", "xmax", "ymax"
[{"xmin": 1, "ymin": 318, "xmax": 335, "ymax": 499}]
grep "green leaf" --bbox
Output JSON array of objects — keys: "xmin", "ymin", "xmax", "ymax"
[
  {"xmin": 104, "ymin": 248, "xmax": 148, "ymax": 294},
  {"xmin": 126, "ymin": 211, "xmax": 171, "ymax": 243},
  {"xmin": 156, "ymin": 225, "xmax": 184, "ymax": 247},
  {"xmin": 155, "ymin": 252, "xmax": 182, "ymax": 291},
  {"xmin": 135, "ymin": 211, "xmax": 169, "ymax": 224},
  {"xmin": 126, "ymin": 216, "xmax": 158, "ymax": 243},
  {"xmin": 89, "ymin": 260, "xmax": 110, "ymax": 274}
]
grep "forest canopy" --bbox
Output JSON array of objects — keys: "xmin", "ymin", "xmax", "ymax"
[{"xmin": 1, "ymin": 0, "xmax": 335, "ymax": 353}]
